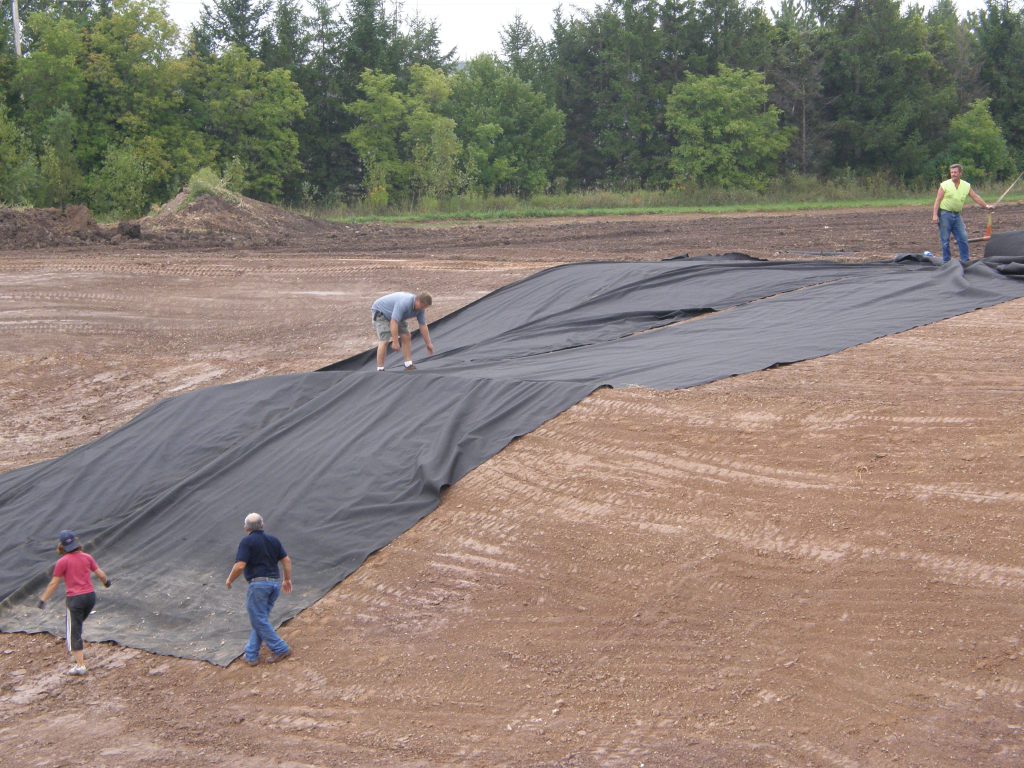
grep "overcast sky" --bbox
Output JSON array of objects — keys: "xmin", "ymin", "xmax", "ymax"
[{"xmin": 162, "ymin": 0, "xmax": 993, "ymax": 60}]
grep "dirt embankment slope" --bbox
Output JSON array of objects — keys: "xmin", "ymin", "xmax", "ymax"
[{"xmin": 1, "ymin": 203, "xmax": 1023, "ymax": 767}]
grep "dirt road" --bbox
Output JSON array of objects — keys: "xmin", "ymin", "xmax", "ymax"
[{"xmin": 2, "ymin": 203, "xmax": 1023, "ymax": 766}]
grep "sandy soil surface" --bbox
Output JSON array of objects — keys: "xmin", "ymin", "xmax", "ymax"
[{"xmin": 2, "ymin": 199, "xmax": 1023, "ymax": 766}]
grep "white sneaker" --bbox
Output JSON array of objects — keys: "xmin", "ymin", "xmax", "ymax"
[{"xmin": 66, "ymin": 665, "xmax": 87, "ymax": 676}]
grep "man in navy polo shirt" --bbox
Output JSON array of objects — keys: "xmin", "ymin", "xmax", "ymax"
[{"xmin": 225, "ymin": 513, "xmax": 293, "ymax": 665}]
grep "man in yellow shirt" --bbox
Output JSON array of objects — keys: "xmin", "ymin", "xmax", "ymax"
[{"xmin": 931, "ymin": 163, "xmax": 993, "ymax": 265}]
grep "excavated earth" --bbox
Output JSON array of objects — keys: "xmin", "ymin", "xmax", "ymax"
[{"xmin": 1, "ymin": 199, "xmax": 1023, "ymax": 767}]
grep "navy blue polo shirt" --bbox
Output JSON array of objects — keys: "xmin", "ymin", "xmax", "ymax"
[{"xmin": 235, "ymin": 530, "xmax": 287, "ymax": 582}]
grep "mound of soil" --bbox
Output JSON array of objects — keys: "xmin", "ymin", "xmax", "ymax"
[
  {"xmin": 142, "ymin": 191, "xmax": 341, "ymax": 249},
  {"xmin": 0, "ymin": 205, "xmax": 115, "ymax": 249}
]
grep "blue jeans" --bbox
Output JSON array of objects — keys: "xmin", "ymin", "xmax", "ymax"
[
  {"xmin": 244, "ymin": 581, "xmax": 289, "ymax": 661},
  {"xmin": 938, "ymin": 211, "xmax": 969, "ymax": 264}
]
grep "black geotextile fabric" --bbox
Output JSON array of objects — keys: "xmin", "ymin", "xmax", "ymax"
[
  {"xmin": 985, "ymin": 231, "xmax": 1024, "ymax": 275},
  {"xmin": 3, "ymin": 251, "xmax": 1024, "ymax": 664}
]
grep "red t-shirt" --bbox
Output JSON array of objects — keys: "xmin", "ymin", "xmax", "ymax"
[{"xmin": 53, "ymin": 552, "xmax": 99, "ymax": 597}]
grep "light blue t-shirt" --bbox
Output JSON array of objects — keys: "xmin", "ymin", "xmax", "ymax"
[{"xmin": 371, "ymin": 292, "xmax": 426, "ymax": 325}]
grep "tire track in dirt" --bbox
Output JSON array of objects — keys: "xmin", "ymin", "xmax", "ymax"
[{"xmin": 279, "ymin": 297, "xmax": 1024, "ymax": 765}]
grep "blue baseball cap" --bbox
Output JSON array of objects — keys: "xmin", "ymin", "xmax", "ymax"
[{"xmin": 58, "ymin": 530, "xmax": 81, "ymax": 552}]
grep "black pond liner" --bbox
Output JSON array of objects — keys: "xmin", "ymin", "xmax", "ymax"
[{"xmin": 3, "ymin": 247, "xmax": 1024, "ymax": 664}]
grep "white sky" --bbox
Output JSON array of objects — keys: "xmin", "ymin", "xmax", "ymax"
[{"xmin": 162, "ymin": 0, "xmax": 993, "ymax": 60}]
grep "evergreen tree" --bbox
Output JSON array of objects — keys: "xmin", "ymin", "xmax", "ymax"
[
  {"xmin": 499, "ymin": 14, "xmax": 546, "ymax": 84},
  {"xmin": 545, "ymin": 7, "xmax": 602, "ymax": 187},
  {"xmin": 260, "ymin": 0, "xmax": 311, "ymax": 73},
  {"xmin": 692, "ymin": 0, "xmax": 773, "ymax": 73},
  {"xmin": 926, "ymin": 0, "xmax": 983, "ymax": 115},
  {"xmin": 196, "ymin": 0, "xmax": 272, "ymax": 54},
  {"xmin": 767, "ymin": 0, "xmax": 828, "ymax": 174},
  {"xmin": 341, "ymin": 0, "xmax": 398, "ymax": 81},
  {"xmin": 295, "ymin": 0, "xmax": 349, "ymax": 199},
  {"xmin": 821, "ymin": 0, "xmax": 953, "ymax": 181},
  {"xmin": 394, "ymin": 11, "xmax": 454, "ymax": 71},
  {"xmin": 971, "ymin": 0, "xmax": 1024, "ymax": 157}
]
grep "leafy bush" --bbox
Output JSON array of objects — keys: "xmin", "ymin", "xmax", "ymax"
[
  {"xmin": 0, "ymin": 104, "xmax": 40, "ymax": 205},
  {"xmin": 186, "ymin": 166, "xmax": 241, "ymax": 203},
  {"xmin": 89, "ymin": 143, "xmax": 153, "ymax": 218},
  {"xmin": 945, "ymin": 99, "xmax": 1014, "ymax": 183}
]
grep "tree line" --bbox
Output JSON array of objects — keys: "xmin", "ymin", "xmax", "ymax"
[{"xmin": 1, "ymin": 0, "xmax": 1022, "ymax": 217}]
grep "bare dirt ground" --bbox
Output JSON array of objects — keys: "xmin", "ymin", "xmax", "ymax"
[{"xmin": 2, "ymin": 199, "xmax": 1024, "ymax": 766}]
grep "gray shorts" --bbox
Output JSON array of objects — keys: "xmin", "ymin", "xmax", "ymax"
[{"xmin": 373, "ymin": 313, "xmax": 409, "ymax": 342}]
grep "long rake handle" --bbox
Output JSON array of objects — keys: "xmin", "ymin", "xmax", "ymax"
[
  {"xmin": 994, "ymin": 169, "xmax": 1024, "ymax": 206},
  {"xmin": 967, "ymin": 171, "xmax": 1022, "ymax": 242}
]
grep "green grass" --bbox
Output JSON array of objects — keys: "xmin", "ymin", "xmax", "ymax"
[
  {"xmin": 316, "ymin": 197, "xmax": 940, "ymax": 225},
  {"xmin": 303, "ymin": 175, "xmax": 1024, "ymax": 225}
]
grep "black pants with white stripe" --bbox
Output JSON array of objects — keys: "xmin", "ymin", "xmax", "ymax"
[{"xmin": 65, "ymin": 592, "xmax": 96, "ymax": 652}]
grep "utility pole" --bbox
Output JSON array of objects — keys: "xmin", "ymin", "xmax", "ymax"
[{"xmin": 11, "ymin": 0, "xmax": 22, "ymax": 57}]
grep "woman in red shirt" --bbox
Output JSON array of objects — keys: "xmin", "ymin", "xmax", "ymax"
[{"xmin": 37, "ymin": 531, "xmax": 111, "ymax": 676}]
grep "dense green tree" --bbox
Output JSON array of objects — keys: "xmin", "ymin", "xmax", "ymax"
[
  {"xmin": 37, "ymin": 104, "xmax": 82, "ymax": 207},
  {"xmin": 255, "ymin": 0, "xmax": 312, "ymax": 198},
  {"xmin": 76, "ymin": 0, "xmax": 181, "ymax": 166},
  {"xmin": 403, "ymin": 65, "xmax": 461, "ymax": 201},
  {"xmin": 767, "ymin": 0, "xmax": 828, "ymax": 174},
  {"xmin": 450, "ymin": 55, "xmax": 564, "ymax": 196},
  {"xmin": 666, "ymin": 65, "xmax": 792, "ymax": 189},
  {"xmin": 926, "ymin": 0, "xmax": 983, "ymax": 115},
  {"xmin": 2, "ymin": 0, "xmax": 94, "ymax": 56},
  {"xmin": 821, "ymin": 0, "xmax": 952, "ymax": 181},
  {"xmin": 586, "ymin": 1, "xmax": 670, "ymax": 186},
  {"xmin": 11, "ymin": 14, "xmax": 85, "ymax": 148},
  {"xmin": 345, "ymin": 69, "xmax": 407, "ymax": 206},
  {"xmin": 294, "ymin": 0, "xmax": 349, "ymax": 199},
  {"xmin": 651, "ymin": 0, "xmax": 701, "ymax": 80},
  {"xmin": 0, "ymin": 102, "xmax": 40, "ymax": 204},
  {"xmin": 972, "ymin": 0, "xmax": 1024, "ymax": 156},
  {"xmin": 945, "ymin": 97, "xmax": 1014, "ymax": 182},
  {"xmin": 692, "ymin": 0, "xmax": 773, "ymax": 73},
  {"xmin": 191, "ymin": 46, "xmax": 306, "ymax": 200},
  {"xmin": 393, "ymin": 11, "xmax": 454, "ymax": 71},
  {"xmin": 545, "ymin": 9, "xmax": 602, "ymax": 186},
  {"xmin": 345, "ymin": 64, "xmax": 465, "ymax": 205},
  {"xmin": 12, "ymin": 0, "xmax": 202, "ymax": 209},
  {"xmin": 540, "ymin": 0, "xmax": 778, "ymax": 189},
  {"xmin": 542, "ymin": 1, "xmax": 670, "ymax": 187},
  {"xmin": 148, "ymin": 56, "xmax": 221, "ymax": 196},
  {"xmin": 309, "ymin": 0, "xmax": 453, "ymax": 199}
]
